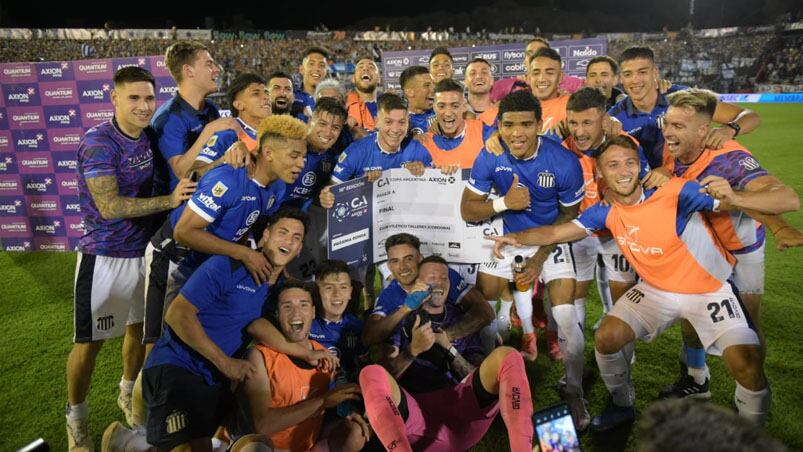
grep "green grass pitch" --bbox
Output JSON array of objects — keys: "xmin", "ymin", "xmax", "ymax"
[{"xmin": 0, "ymin": 103, "xmax": 801, "ymax": 451}]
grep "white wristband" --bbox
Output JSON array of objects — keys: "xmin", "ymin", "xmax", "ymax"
[{"xmin": 492, "ymin": 197, "xmax": 508, "ymax": 213}]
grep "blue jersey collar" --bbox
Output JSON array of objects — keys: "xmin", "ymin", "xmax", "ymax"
[
  {"xmin": 175, "ymin": 93, "xmax": 213, "ymax": 116},
  {"xmin": 236, "ymin": 117, "xmax": 258, "ymax": 137},
  {"xmin": 508, "ymin": 136, "xmax": 541, "ymax": 161},
  {"xmin": 375, "ymin": 134, "xmax": 400, "ymax": 154},
  {"xmin": 623, "ymin": 91, "xmax": 670, "ymax": 117}
]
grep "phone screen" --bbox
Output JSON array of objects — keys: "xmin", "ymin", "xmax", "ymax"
[{"xmin": 532, "ymin": 403, "xmax": 581, "ymax": 452}]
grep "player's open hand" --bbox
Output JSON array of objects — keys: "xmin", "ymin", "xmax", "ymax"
[
  {"xmin": 319, "ymin": 185, "xmax": 335, "ymax": 209},
  {"xmin": 410, "ymin": 316, "xmax": 435, "ymax": 356},
  {"xmin": 485, "ymin": 234, "xmax": 523, "ymax": 259},
  {"xmin": 404, "ymin": 161, "xmax": 426, "ymax": 177},
  {"xmin": 550, "ymin": 118, "xmax": 570, "ymax": 140},
  {"xmin": 169, "ymin": 178, "xmax": 197, "ymax": 208},
  {"xmin": 504, "ymin": 174, "xmax": 531, "ymax": 210},
  {"xmin": 641, "ymin": 167, "xmax": 671, "ymax": 189},
  {"xmin": 223, "ymin": 141, "xmax": 253, "ymax": 169},
  {"xmin": 323, "ymin": 383, "xmax": 362, "ymax": 409},
  {"xmin": 217, "ymin": 356, "xmax": 256, "ymax": 383},
  {"xmin": 485, "ymin": 131, "xmax": 505, "ymax": 156},
  {"xmin": 704, "ymin": 126, "xmax": 736, "ymax": 150},
  {"xmin": 239, "ymin": 247, "xmax": 273, "ymax": 285}
]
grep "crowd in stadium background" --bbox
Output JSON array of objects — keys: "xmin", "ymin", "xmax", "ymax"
[{"xmin": 1, "ymin": 18, "xmax": 802, "ymax": 103}]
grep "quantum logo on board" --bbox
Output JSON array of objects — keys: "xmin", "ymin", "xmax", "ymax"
[
  {"xmin": 51, "ymin": 134, "xmax": 81, "ymax": 146},
  {"xmin": 84, "ymin": 109, "xmax": 114, "ymax": 122},
  {"xmin": 12, "ymin": 112, "xmax": 41, "ymax": 123},
  {"xmin": 20, "ymin": 156, "xmax": 50, "ymax": 169},
  {"xmin": 78, "ymin": 62, "xmax": 109, "ymax": 74},
  {"xmin": 43, "ymin": 87, "xmax": 75, "ymax": 100},
  {"xmin": 3, "ymin": 66, "xmax": 32, "ymax": 77},
  {"xmin": 0, "ymin": 222, "xmax": 28, "ymax": 233}
]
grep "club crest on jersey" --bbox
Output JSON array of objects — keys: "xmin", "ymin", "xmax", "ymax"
[
  {"xmin": 266, "ymin": 195, "xmax": 276, "ymax": 209},
  {"xmin": 205, "ymin": 135, "xmax": 218, "ymax": 148},
  {"xmin": 211, "ymin": 181, "xmax": 228, "ymax": 197},
  {"xmin": 739, "ymin": 157, "xmax": 760, "ymax": 171},
  {"xmin": 338, "ymin": 152, "xmax": 347, "ymax": 163},
  {"xmin": 537, "ymin": 171, "xmax": 555, "ymax": 188}
]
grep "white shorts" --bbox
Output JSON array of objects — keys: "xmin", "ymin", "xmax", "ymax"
[
  {"xmin": 478, "ymin": 242, "xmax": 575, "ymax": 284},
  {"xmin": 572, "ymin": 235, "xmax": 636, "ymax": 283},
  {"xmin": 73, "ymin": 253, "xmax": 145, "ymax": 342},
  {"xmin": 610, "ymin": 281, "xmax": 759, "ymax": 355},
  {"xmin": 732, "ymin": 243, "xmax": 765, "ymax": 295},
  {"xmin": 449, "ymin": 263, "xmax": 480, "ymax": 286}
]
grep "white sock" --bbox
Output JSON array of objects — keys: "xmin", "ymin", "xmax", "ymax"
[
  {"xmin": 499, "ymin": 299, "xmax": 513, "ymax": 319},
  {"xmin": 129, "ymin": 427, "xmax": 153, "ymax": 451},
  {"xmin": 480, "ymin": 306, "xmax": 500, "ymax": 355},
  {"xmin": 595, "ymin": 349, "xmax": 634, "ymax": 407},
  {"xmin": 574, "ymin": 297, "xmax": 586, "ymax": 330},
  {"xmin": 735, "ymin": 382, "xmax": 771, "ymax": 425},
  {"xmin": 512, "ymin": 288, "xmax": 534, "ymax": 334},
  {"xmin": 545, "ymin": 296, "xmax": 556, "ymax": 330},
  {"xmin": 622, "ymin": 341, "xmax": 635, "ymax": 368},
  {"xmin": 119, "ymin": 377, "xmax": 135, "ymax": 396},
  {"xmin": 688, "ymin": 366, "xmax": 709, "ymax": 385},
  {"xmin": 596, "ymin": 265, "xmax": 614, "ymax": 314},
  {"xmin": 66, "ymin": 400, "xmax": 88, "ymax": 423},
  {"xmin": 552, "ymin": 304, "xmax": 585, "ymax": 394}
]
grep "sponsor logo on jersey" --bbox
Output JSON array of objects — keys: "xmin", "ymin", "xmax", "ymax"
[
  {"xmin": 196, "ymin": 193, "xmax": 220, "ymax": 212},
  {"xmin": 616, "ymin": 225, "xmax": 664, "ymax": 255}
]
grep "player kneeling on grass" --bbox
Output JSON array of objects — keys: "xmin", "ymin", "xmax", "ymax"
[
  {"xmin": 229, "ymin": 281, "xmax": 370, "ymax": 452},
  {"xmin": 488, "ymin": 135, "xmax": 799, "ymax": 430},
  {"xmin": 360, "ymin": 256, "xmax": 534, "ymax": 452},
  {"xmin": 130, "ymin": 210, "xmax": 336, "ymax": 451}
]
